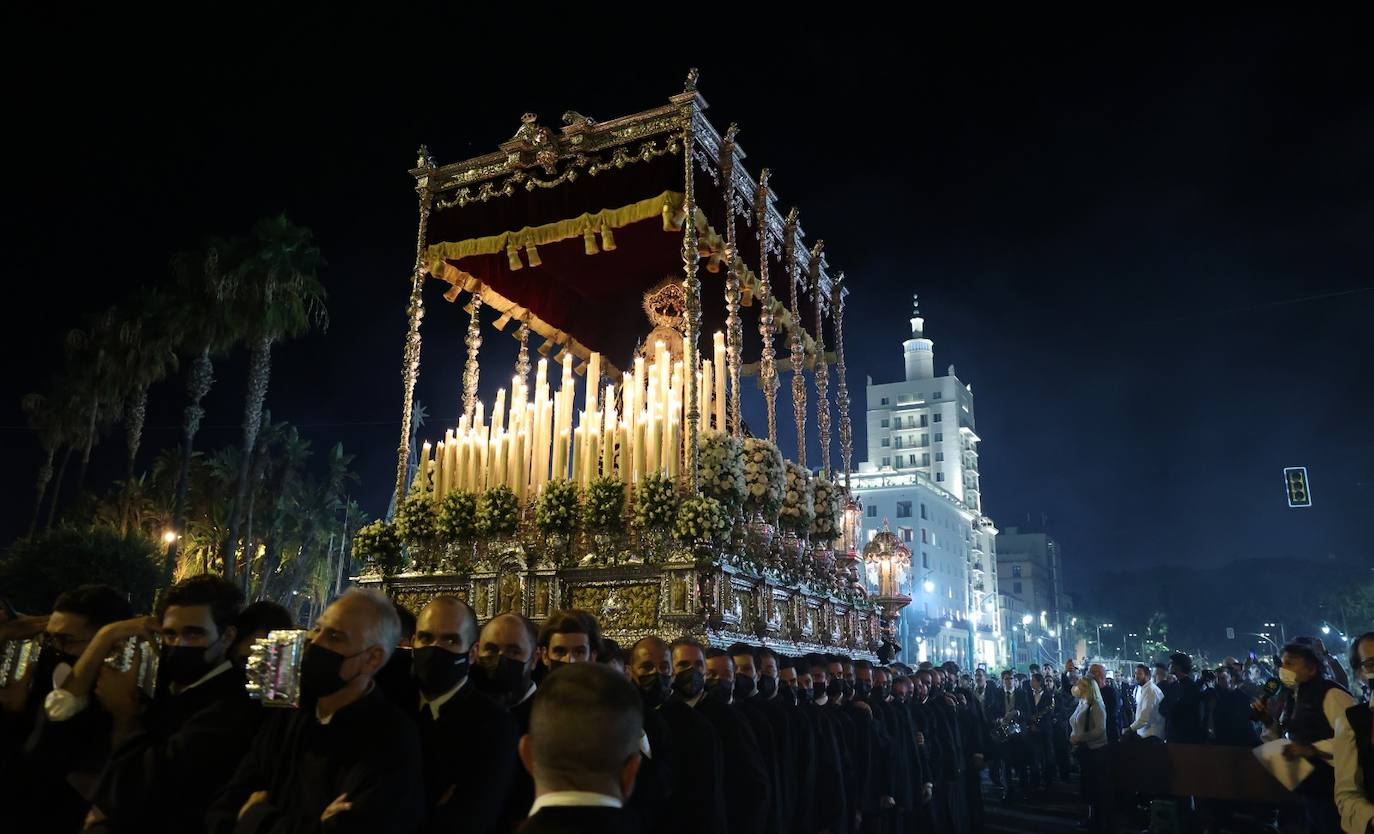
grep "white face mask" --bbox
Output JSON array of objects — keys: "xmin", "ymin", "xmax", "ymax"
[{"xmin": 1278, "ymin": 667, "xmax": 1298, "ymax": 686}]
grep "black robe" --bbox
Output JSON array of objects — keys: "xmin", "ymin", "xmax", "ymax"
[
  {"xmin": 520, "ymin": 805, "xmax": 640, "ymax": 834},
  {"xmin": 415, "ymin": 680, "xmax": 519, "ymax": 834},
  {"xmin": 695, "ymin": 695, "xmax": 771, "ymax": 834},
  {"xmin": 207, "ymin": 687, "xmax": 424, "ymax": 834},
  {"xmin": 92, "ymin": 665, "xmax": 261, "ymax": 833},
  {"xmin": 657, "ymin": 700, "xmax": 728, "ymax": 834},
  {"xmin": 802, "ymin": 699, "xmax": 851, "ymax": 834}
]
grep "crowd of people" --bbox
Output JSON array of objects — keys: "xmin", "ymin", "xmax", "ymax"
[{"xmin": 0, "ymin": 575, "xmax": 1371, "ymax": 834}]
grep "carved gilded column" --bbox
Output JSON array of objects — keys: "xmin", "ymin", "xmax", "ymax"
[
  {"xmin": 462, "ymin": 292, "xmax": 483, "ymax": 420},
  {"xmin": 395, "ymin": 146, "xmax": 435, "ymax": 511},
  {"xmin": 755, "ymin": 171, "xmax": 778, "ymax": 445},
  {"xmin": 831, "ymin": 271, "xmax": 853, "ymax": 490},
  {"xmin": 514, "ymin": 322, "xmax": 531, "ymax": 387},
  {"xmin": 810, "ymin": 244, "xmax": 831, "ymax": 477},
  {"xmin": 679, "ymin": 69, "xmax": 702, "ymax": 492},
  {"xmin": 719, "ymin": 123, "xmax": 744, "ymax": 438},
  {"xmin": 785, "ymin": 209, "xmax": 807, "ymax": 466}
]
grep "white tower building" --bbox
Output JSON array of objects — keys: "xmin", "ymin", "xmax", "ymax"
[{"xmin": 853, "ymin": 295, "xmax": 1002, "ymax": 668}]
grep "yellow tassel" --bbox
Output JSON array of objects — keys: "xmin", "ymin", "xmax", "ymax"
[
  {"xmin": 538, "ymin": 338, "xmax": 554, "ymax": 356},
  {"xmin": 583, "ymin": 228, "xmax": 599, "ymax": 256},
  {"xmin": 601, "ymin": 224, "xmax": 616, "ymax": 251},
  {"xmin": 507, "ymin": 244, "xmax": 523, "ymax": 271},
  {"xmin": 493, "ymin": 312, "xmax": 513, "ymax": 330},
  {"xmin": 741, "ymin": 285, "xmax": 753, "ymax": 306},
  {"xmin": 526, "ymin": 243, "xmax": 542, "ymax": 268},
  {"xmin": 662, "ymin": 204, "xmax": 673, "ymax": 231}
]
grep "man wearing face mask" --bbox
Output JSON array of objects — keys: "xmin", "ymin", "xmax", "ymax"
[
  {"xmin": 518, "ymin": 662, "xmax": 643, "ymax": 834},
  {"xmin": 674, "ymin": 639, "xmax": 770, "ymax": 834},
  {"xmin": 410, "ymin": 596, "xmax": 517, "ymax": 834},
  {"xmin": 756, "ymin": 648, "xmax": 817, "ymax": 834},
  {"xmin": 628, "ymin": 636, "xmax": 725, "ymax": 834},
  {"xmin": 2, "ymin": 585, "xmax": 132, "ymax": 833},
  {"xmin": 737, "ymin": 645, "xmax": 801, "ymax": 834},
  {"xmin": 476, "ymin": 612, "xmax": 540, "ymax": 834},
  {"xmin": 1259, "ymin": 641, "xmax": 1356, "ymax": 834},
  {"xmin": 207, "ymin": 588, "xmax": 423, "ymax": 834},
  {"xmin": 810, "ymin": 654, "xmax": 862, "ymax": 833},
  {"xmin": 83, "ymin": 575, "xmax": 260, "ymax": 834},
  {"xmin": 712, "ymin": 646, "xmax": 783, "ymax": 834},
  {"xmin": 786, "ymin": 656, "xmax": 848, "ymax": 834}
]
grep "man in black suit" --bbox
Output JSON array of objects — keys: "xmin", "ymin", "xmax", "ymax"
[
  {"xmin": 411, "ymin": 596, "xmax": 518, "ymax": 834},
  {"xmin": 478, "ymin": 612, "xmax": 542, "ymax": 834},
  {"xmin": 84, "ymin": 574, "xmax": 261, "ymax": 834},
  {"xmin": 207, "ymin": 588, "xmax": 424, "ymax": 834},
  {"xmin": 1088, "ymin": 664, "xmax": 1121, "ymax": 744},
  {"xmin": 518, "ymin": 662, "xmax": 642, "ymax": 834},
  {"xmin": 1023, "ymin": 673, "xmax": 1056, "ymax": 794},
  {"xmin": 1204, "ymin": 666, "xmax": 1259, "ymax": 748},
  {"xmin": 676, "ymin": 638, "xmax": 771, "ymax": 834}
]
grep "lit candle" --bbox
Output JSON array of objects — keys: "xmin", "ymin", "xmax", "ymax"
[
  {"xmin": 667, "ymin": 416, "xmax": 679, "ymax": 479},
  {"xmin": 554, "ymin": 427, "xmax": 569, "ymax": 484},
  {"xmin": 433, "ymin": 441, "xmax": 446, "ymax": 501},
  {"xmin": 418, "ymin": 441, "xmax": 432, "ymax": 497},
  {"xmin": 587, "ymin": 421, "xmax": 601, "ymax": 484},
  {"xmin": 619, "ymin": 421, "xmax": 632, "ymax": 485},
  {"xmin": 492, "ymin": 388, "xmax": 506, "ymax": 437},
  {"xmin": 513, "ymin": 431, "xmax": 527, "ymax": 505},
  {"xmin": 587, "ymin": 352, "xmax": 600, "ymax": 413},
  {"xmin": 699, "ymin": 365, "xmax": 710, "ymax": 432},
  {"xmin": 713, "ymin": 331, "xmax": 727, "ymax": 432}
]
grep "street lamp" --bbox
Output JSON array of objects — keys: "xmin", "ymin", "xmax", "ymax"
[
  {"xmin": 1096, "ymin": 623, "xmax": 1114, "ymax": 660},
  {"xmin": 162, "ymin": 530, "xmax": 177, "ymax": 544},
  {"xmin": 1322, "ymin": 625, "xmax": 1330, "ymax": 636},
  {"xmin": 1022, "ymin": 614, "xmax": 1034, "ymax": 626}
]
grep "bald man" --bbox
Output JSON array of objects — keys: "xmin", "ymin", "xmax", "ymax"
[
  {"xmin": 478, "ymin": 612, "xmax": 541, "ymax": 834},
  {"xmin": 208, "ymin": 589, "xmax": 424, "ymax": 833},
  {"xmin": 411, "ymin": 597, "xmax": 518, "ymax": 834}
]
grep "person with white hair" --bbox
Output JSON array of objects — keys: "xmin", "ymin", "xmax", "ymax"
[
  {"xmin": 1070, "ymin": 675, "xmax": 1114, "ymax": 834},
  {"xmin": 207, "ymin": 588, "xmax": 424, "ymax": 833}
]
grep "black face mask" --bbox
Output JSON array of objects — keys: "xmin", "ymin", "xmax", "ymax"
[
  {"xmin": 854, "ymin": 680, "xmax": 872, "ymax": 699},
  {"xmin": 841, "ymin": 680, "xmax": 855, "ymax": 700},
  {"xmin": 872, "ymin": 684, "xmax": 889, "ymax": 700},
  {"xmin": 734, "ymin": 675, "xmax": 757, "ymax": 699},
  {"xmin": 672, "ymin": 668, "xmax": 704, "ymax": 701},
  {"xmin": 474, "ymin": 654, "xmax": 528, "ymax": 702},
  {"xmin": 638, "ymin": 671, "xmax": 672, "ymax": 708},
  {"xmin": 705, "ymin": 677, "xmax": 733, "ymax": 704},
  {"xmin": 160, "ymin": 643, "xmax": 218, "ymax": 687},
  {"xmin": 411, "ymin": 646, "xmax": 470, "ymax": 698},
  {"xmin": 756, "ymin": 674, "xmax": 778, "ymax": 700},
  {"xmin": 826, "ymin": 679, "xmax": 844, "ymax": 700},
  {"xmin": 301, "ymin": 643, "xmax": 365, "ymax": 701},
  {"xmin": 812, "ymin": 681, "xmax": 828, "ymax": 700}
]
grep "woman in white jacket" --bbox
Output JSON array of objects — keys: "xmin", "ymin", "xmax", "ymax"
[{"xmin": 1071, "ymin": 675, "xmax": 1114, "ymax": 833}]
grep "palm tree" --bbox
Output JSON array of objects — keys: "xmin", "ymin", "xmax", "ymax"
[
  {"xmin": 220, "ymin": 215, "xmax": 327, "ymax": 585},
  {"xmin": 65, "ymin": 308, "xmax": 127, "ymax": 494},
  {"xmin": 162, "ymin": 239, "xmax": 245, "ymax": 586},
  {"xmin": 21, "ymin": 387, "xmax": 78, "ymax": 537},
  {"xmin": 112, "ymin": 290, "xmax": 179, "ymax": 533}
]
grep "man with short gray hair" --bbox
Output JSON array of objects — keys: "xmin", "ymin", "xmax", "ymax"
[{"xmin": 208, "ymin": 589, "xmax": 423, "ymax": 833}]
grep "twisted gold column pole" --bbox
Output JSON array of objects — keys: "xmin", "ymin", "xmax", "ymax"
[
  {"xmin": 394, "ymin": 146, "xmax": 435, "ymax": 511},
  {"xmin": 755, "ymin": 171, "xmax": 778, "ymax": 445},
  {"xmin": 786, "ymin": 209, "xmax": 807, "ymax": 466},
  {"xmin": 719, "ymin": 123, "xmax": 743, "ymax": 438},
  {"xmin": 831, "ymin": 271, "xmax": 853, "ymax": 491},
  {"xmin": 811, "ymin": 244, "xmax": 830, "ymax": 477}
]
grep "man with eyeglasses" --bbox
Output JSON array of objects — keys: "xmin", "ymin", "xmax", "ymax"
[
  {"xmin": 0, "ymin": 584, "xmax": 132, "ymax": 832},
  {"xmin": 207, "ymin": 588, "xmax": 423, "ymax": 834}
]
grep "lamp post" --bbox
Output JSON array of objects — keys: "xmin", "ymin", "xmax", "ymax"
[
  {"xmin": 1096, "ymin": 623, "xmax": 1114, "ymax": 660},
  {"xmin": 1249, "ymin": 632, "xmax": 1281, "ymax": 655},
  {"xmin": 1263, "ymin": 622, "xmax": 1287, "ymax": 644}
]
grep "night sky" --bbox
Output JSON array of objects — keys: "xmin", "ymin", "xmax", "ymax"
[{"xmin": 4, "ymin": 11, "xmax": 1371, "ymax": 594}]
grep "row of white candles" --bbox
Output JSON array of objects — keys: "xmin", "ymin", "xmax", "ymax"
[{"xmin": 414, "ymin": 332, "xmax": 729, "ymax": 506}]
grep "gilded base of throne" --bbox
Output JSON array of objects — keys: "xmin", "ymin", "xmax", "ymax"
[{"xmin": 358, "ymin": 555, "xmax": 879, "ymax": 659}]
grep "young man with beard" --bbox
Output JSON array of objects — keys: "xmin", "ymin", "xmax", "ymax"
[
  {"xmin": 207, "ymin": 588, "xmax": 423, "ymax": 834},
  {"xmin": 629, "ymin": 636, "xmax": 725, "ymax": 834},
  {"xmin": 675, "ymin": 639, "xmax": 770, "ymax": 834},
  {"xmin": 4, "ymin": 585, "xmax": 133, "ymax": 832},
  {"xmin": 409, "ymin": 596, "xmax": 517, "ymax": 834},
  {"xmin": 83, "ymin": 575, "xmax": 260, "ymax": 834}
]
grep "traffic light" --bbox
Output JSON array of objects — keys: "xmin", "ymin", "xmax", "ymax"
[{"xmin": 1283, "ymin": 466, "xmax": 1312, "ymax": 508}]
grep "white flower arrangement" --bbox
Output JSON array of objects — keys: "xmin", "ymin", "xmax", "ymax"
[
  {"xmin": 436, "ymin": 491, "xmax": 478, "ymax": 545},
  {"xmin": 535, "ymin": 479, "xmax": 581, "ymax": 534},
  {"xmin": 811, "ymin": 476, "xmax": 840, "ymax": 541},
  {"xmin": 633, "ymin": 472, "xmax": 677, "ymax": 530},
  {"xmin": 476, "ymin": 486, "xmax": 520, "ymax": 537},
  {"xmin": 741, "ymin": 437, "xmax": 785, "ymax": 518},
  {"xmin": 778, "ymin": 461, "xmax": 815, "ymax": 533},
  {"xmin": 393, "ymin": 493, "xmax": 438, "ymax": 547},
  {"xmin": 673, "ymin": 493, "xmax": 728, "ymax": 542},
  {"xmin": 352, "ymin": 520, "xmax": 403, "ymax": 574},
  {"xmin": 583, "ymin": 477, "xmax": 626, "ymax": 534},
  {"xmin": 699, "ymin": 430, "xmax": 745, "ymax": 516}
]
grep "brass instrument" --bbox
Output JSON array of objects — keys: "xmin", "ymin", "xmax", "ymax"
[
  {"xmin": 0, "ymin": 638, "xmax": 42, "ymax": 686},
  {"xmin": 245, "ymin": 629, "xmax": 308, "ymax": 708},
  {"xmin": 992, "ymin": 716, "xmax": 1024, "ymax": 742}
]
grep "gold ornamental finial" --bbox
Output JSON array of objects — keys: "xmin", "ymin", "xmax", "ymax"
[
  {"xmin": 723, "ymin": 122, "xmax": 739, "ymax": 145},
  {"xmin": 759, "ymin": 167, "xmax": 771, "ymax": 190},
  {"xmin": 685, "ymin": 67, "xmax": 700, "ymax": 92},
  {"xmin": 416, "ymin": 145, "xmax": 433, "ymax": 169}
]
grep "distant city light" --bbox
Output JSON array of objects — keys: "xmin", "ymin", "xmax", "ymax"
[
  {"xmin": 923, "ymin": 580, "xmax": 935, "ymax": 593},
  {"xmin": 1021, "ymin": 614, "xmax": 1033, "ymax": 625}
]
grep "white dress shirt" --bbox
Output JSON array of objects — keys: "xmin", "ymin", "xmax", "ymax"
[
  {"xmin": 418, "ymin": 677, "xmax": 468, "ymax": 720},
  {"xmin": 1332, "ymin": 710, "xmax": 1374, "ymax": 834},
  {"xmin": 528, "ymin": 790, "xmax": 622, "ymax": 816},
  {"xmin": 1128, "ymin": 680, "xmax": 1165, "ymax": 740}
]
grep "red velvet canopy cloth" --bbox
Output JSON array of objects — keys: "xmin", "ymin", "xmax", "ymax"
[{"xmin": 423, "ymin": 150, "xmax": 823, "ymax": 374}]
